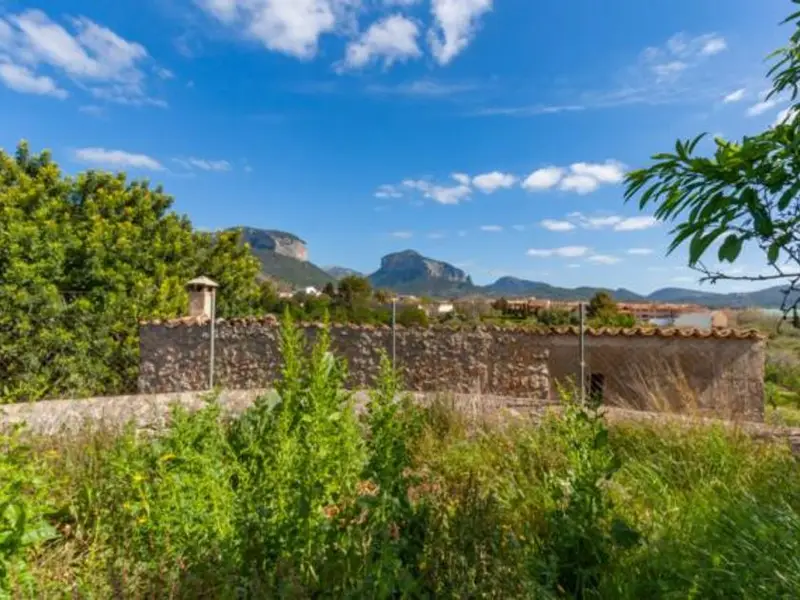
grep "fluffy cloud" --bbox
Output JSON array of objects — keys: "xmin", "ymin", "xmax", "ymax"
[
  {"xmin": 564, "ymin": 212, "xmax": 659, "ymax": 231},
  {"xmin": 402, "ymin": 175, "xmax": 472, "ymax": 205},
  {"xmin": 342, "ymin": 15, "xmax": 421, "ymax": 70},
  {"xmin": 197, "ymin": 0, "xmax": 356, "ymax": 59},
  {"xmin": 391, "ymin": 230, "xmax": 413, "ymax": 239},
  {"xmin": 613, "ymin": 216, "xmax": 658, "ymax": 231},
  {"xmin": 452, "ymin": 172, "xmax": 471, "ymax": 185},
  {"xmin": 472, "ymin": 171, "xmax": 516, "ymax": 193},
  {"xmin": 627, "ymin": 248, "xmax": 654, "ymax": 255},
  {"xmin": 540, "ymin": 219, "xmax": 575, "ymax": 232},
  {"xmin": 521, "ymin": 166, "xmax": 564, "ymax": 191},
  {"xmin": 480, "ymin": 225, "xmax": 503, "ymax": 232},
  {"xmin": 723, "ymin": 88, "xmax": 746, "ymax": 103},
  {"xmin": 0, "ymin": 62, "xmax": 67, "ymax": 98},
  {"xmin": 522, "ymin": 161, "xmax": 625, "ymax": 195},
  {"xmin": 527, "ymin": 246, "xmax": 589, "ymax": 258},
  {"xmin": 746, "ymin": 98, "xmax": 779, "ymax": 117},
  {"xmin": 74, "ymin": 147, "xmax": 164, "ymax": 171},
  {"xmin": 174, "ymin": 157, "xmax": 232, "ymax": 172},
  {"xmin": 587, "ymin": 255, "xmax": 621, "ymax": 265},
  {"xmin": 429, "ymin": 0, "xmax": 493, "ymax": 65},
  {"xmin": 0, "ymin": 9, "xmax": 161, "ymax": 105}
]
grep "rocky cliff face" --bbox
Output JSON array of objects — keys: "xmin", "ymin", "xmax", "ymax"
[
  {"xmin": 239, "ymin": 227, "xmax": 308, "ymax": 262},
  {"xmin": 369, "ymin": 250, "xmax": 474, "ymax": 295}
]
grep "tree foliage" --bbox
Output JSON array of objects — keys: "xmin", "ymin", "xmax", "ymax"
[
  {"xmin": 0, "ymin": 142, "xmax": 262, "ymax": 402},
  {"xmin": 625, "ymin": 4, "xmax": 800, "ymax": 319}
]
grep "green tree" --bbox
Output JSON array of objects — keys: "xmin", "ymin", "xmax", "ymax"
[
  {"xmin": 395, "ymin": 306, "xmax": 429, "ymax": 327},
  {"xmin": 337, "ymin": 275, "xmax": 372, "ymax": 306},
  {"xmin": 587, "ymin": 292, "xmax": 619, "ymax": 320},
  {"xmin": 625, "ymin": 5, "xmax": 800, "ymax": 320},
  {"xmin": 0, "ymin": 142, "xmax": 262, "ymax": 402}
]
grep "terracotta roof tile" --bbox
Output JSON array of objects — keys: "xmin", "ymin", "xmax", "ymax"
[{"xmin": 140, "ymin": 317, "xmax": 766, "ymax": 341}]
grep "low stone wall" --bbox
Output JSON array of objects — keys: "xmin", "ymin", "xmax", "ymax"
[
  {"xmin": 2, "ymin": 390, "xmax": 797, "ymax": 456},
  {"xmin": 139, "ymin": 318, "xmax": 551, "ymax": 399},
  {"xmin": 138, "ymin": 318, "xmax": 766, "ymax": 421}
]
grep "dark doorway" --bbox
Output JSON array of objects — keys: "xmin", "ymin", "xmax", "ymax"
[{"xmin": 589, "ymin": 373, "xmax": 605, "ymax": 403}]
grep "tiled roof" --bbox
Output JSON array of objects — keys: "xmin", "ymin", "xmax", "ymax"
[{"xmin": 140, "ymin": 316, "xmax": 766, "ymax": 340}]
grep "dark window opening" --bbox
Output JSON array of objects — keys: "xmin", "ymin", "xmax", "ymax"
[{"xmin": 589, "ymin": 373, "xmax": 605, "ymax": 404}]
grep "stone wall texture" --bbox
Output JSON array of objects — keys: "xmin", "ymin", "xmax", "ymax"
[{"xmin": 138, "ymin": 319, "xmax": 766, "ymax": 421}]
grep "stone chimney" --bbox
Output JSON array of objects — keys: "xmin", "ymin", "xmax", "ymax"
[{"xmin": 186, "ymin": 276, "xmax": 219, "ymax": 318}]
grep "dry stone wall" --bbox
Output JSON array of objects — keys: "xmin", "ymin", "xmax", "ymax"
[
  {"xmin": 138, "ymin": 318, "xmax": 766, "ymax": 421},
  {"xmin": 139, "ymin": 318, "xmax": 551, "ymax": 399}
]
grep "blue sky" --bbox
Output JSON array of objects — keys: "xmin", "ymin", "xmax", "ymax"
[{"xmin": 0, "ymin": 0, "xmax": 793, "ymax": 293}]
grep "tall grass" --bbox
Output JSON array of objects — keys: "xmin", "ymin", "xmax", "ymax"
[{"xmin": 3, "ymin": 313, "xmax": 800, "ymax": 598}]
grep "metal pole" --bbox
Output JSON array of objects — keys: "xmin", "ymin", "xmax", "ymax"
[
  {"xmin": 391, "ymin": 297, "xmax": 397, "ymax": 369},
  {"xmin": 209, "ymin": 289, "xmax": 216, "ymax": 390},
  {"xmin": 579, "ymin": 302, "xmax": 586, "ymax": 404}
]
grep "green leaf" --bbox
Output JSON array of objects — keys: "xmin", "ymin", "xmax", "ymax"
[
  {"xmin": 768, "ymin": 242, "xmax": 781, "ymax": 264},
  {"xmin": 688, "ymin": 228, "xmax": 726, "ymax": 265},
  {"xmin": 718, "ymin": 234, "xmax": 743, "ymax": 263}
]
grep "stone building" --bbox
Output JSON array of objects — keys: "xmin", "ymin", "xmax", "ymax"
[{"xmin": 139, "ymin": 317, "xmax": 766, "ymax": 421}]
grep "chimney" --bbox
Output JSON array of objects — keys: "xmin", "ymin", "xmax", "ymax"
[{"xmin": 186, "ymin": 276, "xmax": 219, "ymax": 318}]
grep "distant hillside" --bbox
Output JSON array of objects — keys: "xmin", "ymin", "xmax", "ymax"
[
  {"xmin": 324, "ymin": 266, "xmax": 364, "ymax": 280},
  {"xmin": 368, "ymin": 250, "xmax": 476, "ymax": 296},
  {"xmin": 484, "ymin": 277, "xmax": 645, "ymax": 302},
  {"xmin": 233, "ymin": 227, "xmax": 334, "ymax": 289}
]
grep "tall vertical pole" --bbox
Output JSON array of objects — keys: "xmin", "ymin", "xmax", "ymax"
[
  {"xmin": 391, "ymin": 297, "xmax": 397, "ymax": 369},
  {"xmin": 579, "ymin": 302, "xmax": 586, "ymax": 404},
  {"xmin": 209, "ymin": 289, "xmax": 216, "ymax": 390}
]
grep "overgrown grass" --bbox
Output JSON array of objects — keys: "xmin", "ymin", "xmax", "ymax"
[{"xmin": 3, "ymin": 313, "xmax": 800, "ymax": 598}]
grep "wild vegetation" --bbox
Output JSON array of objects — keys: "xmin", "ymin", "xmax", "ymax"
[{"xmin": 2, "ymin": 314, "xmax": 799, "ymax": 598}]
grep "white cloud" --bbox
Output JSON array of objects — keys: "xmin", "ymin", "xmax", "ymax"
[
  {"xmin": 774, "ymin": 107, "xmax": 798, "ymax": 127},
  {"xmin": 480, "ymin": 225, "xmax": 502, "ymax": 232},
  {"xmin": 567, "ymin": 263, "xmax": 581, "ymax": 269},
  {"xmin": 342, "ymin": 14, "xmax": 421, "ymax": 70},
  {"xmin": 472, "ymin": 171, "xmax": 516, "ymax": 193},
  {"xmin": 391, "ymin": 230, "xmax": 413, "ymax": 239},
  {"xmin": 540, "ymin": 219, "xmax": 576, "ymax": 232},
  {"xmin": 522, "ymin": 166, "xmax": 563, "ymax": 191},
  {"xmin": 0, "ymin": 9, "xmax": 159, "ymax": 105},
  {"xmin": 375, "ymin": 184, "xmax": 403, "ymax": 198},
  {"xmin": 155, "ymin": 67, "xmax": 174, "ymax": 80},
  {"xmin": 429, "ymin": 0, "xmax": 493, "ymax": 65},
  {"xmin": 613, "ymin": 216, "xmax": 659, "ymax": 231},
  {"xmin": 527, "ymin": 246, "xmax": 589, "ymax": 258},
  {"xmin": 566, "ymin": 212, "xmax": 658, "ymax": 231},
  {"xmin": 452, "ymin": 172, "xmax": 471, "ymax": 185},
  {"xmin": 700, "ymin": 36, "xmax": 727, "ymax": 56},
  {"xmin": 175, "ymin": 157, "xmax": 232, "ymax": 171},
  {"xmin": 627, "ymin": 248, "xmax": 654, "ymax": 255},
  {"xmin": 723, "ymin": 88, "xmax": 745, "ymax": 103},
  {"xmin": 652, "ymin": 60, "xmax": 687, "ymax": 80},
  {"xmin": 587, "ymin": 254, "xmax": 621, "ymax": 265},
  {"xmin": 74, "ymin": 147, "xmax": 164, "ymax": 171},
  {"xmin": 79, "ymin": 104, "xmax": 105, "ymax": 116},
  {"xmin": 0, "ymin": 62, "xmax": 67, "ymax": 98},
  {"xmin": 559, "ymin": 173, "xmax": 600, "ymax": 195},
  {"xmin": 427, "ymin": 183, "xmax": 471, "ymax": 204},
  {"xmin": 402, "ymin": 176, "xmax": 471, "ymax": 204},
  {"xmin": 523, "ymin": 161, "xmax": 625, "ymax": 195},
  {"xmin": 746, "ymin": 98, "xmax": 780, "ymax": 117},
  {"xmin": 570, "ymin": 161, "xmax": 625, "ymax": 184},
  {"xmin": 197, "ymin": 0, "xmax": 355, "ymax": 59}
]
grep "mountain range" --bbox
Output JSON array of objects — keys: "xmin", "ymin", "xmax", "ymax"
[{"xmin": 236, "ymin": 227, "xmax": 795, "ymax": 309}]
